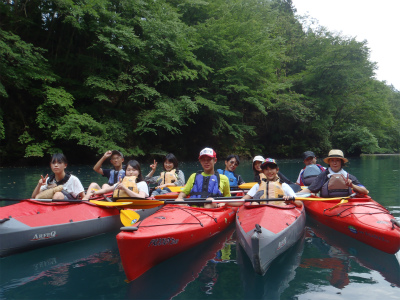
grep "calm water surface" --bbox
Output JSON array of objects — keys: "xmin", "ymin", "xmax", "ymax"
[{"xmin": 0, "ymin": 156, "xmax": 399, "ymax": 300}]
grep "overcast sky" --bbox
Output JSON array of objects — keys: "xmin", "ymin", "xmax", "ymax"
[{"xmin": 291, "ymin": 0, "xmax": 400, "ymax": 91}]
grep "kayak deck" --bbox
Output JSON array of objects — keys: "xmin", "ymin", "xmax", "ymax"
[
  {"xmin": 117, "ymin": 204, "xmax": 237, "ymax": 281},
  {"xmin": 303, "ymin": 195, "xmax": 400, "ymax": 254}
]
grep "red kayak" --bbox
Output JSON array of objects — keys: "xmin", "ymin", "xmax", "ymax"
[
  {"xmin": 303, "ymin": 195, "xmax": 400, "ymax": 254},
  {"xmin": 117, "ymin": 204, "xmax": 237, "ymax": 281}
]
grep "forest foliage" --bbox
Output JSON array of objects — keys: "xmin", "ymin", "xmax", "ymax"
[{"xmin": 1, "ymin": 0, "xmax": 399, "ymax": 164}]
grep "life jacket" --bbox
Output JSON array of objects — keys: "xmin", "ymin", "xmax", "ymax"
[
  {"xmin": 160, "ymin": 169, "xmax": 178, "ymax": 185},
  {"xmin": 113, "ymin": 176, "xmax": 138, "ymax": 198},
  {"xmin": 190, "ymin": 171, "xmax": 222, "ymax": 198},
  {"xmin": 253, "ymin": 178, "xmax": 285, "ymax": 205},
  {"xmin": 108, "ymin": 169, "xmax": 125, "ymax": 185},
  {"xmin": 320, "ymin": 171, "xmax": 352, "ymax": 198},
  {"xmin": 217, "ymin": 169, "xmax": 238, "ymax": 187},
  {"xmin": 300, "ymin": 164, "xmax": 325, "ymax": 186},
  {"xmin": 47, "ymin": 172, "xmax": 71, "ymax": 186}
]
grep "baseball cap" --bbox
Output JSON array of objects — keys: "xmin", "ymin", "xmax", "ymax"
[
  {"xmin": 261, "ymin": 158, "xmax": 278, "ymax": 169},
  {"xmin": 199, "ymin": 147, "xmax": 217, "ymax": 159},
  {"xmin": 111, "ymin": 150, "xmax": 124, "ymax": 158},
  {"xmin": 302, "ymin": 151, "xmax": 315, "ymax": 161},
  {"xmin": 253, "ymin": 155, "xmax": 264, "ymax": 163}
]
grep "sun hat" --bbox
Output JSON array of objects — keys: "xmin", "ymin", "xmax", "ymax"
[
  {"xmin": 253, "ymin": 155, "xmax": 264, "ymax": 163},
  {"xmin": 323, "ymin": 149, "xmax": 348, "ymax": 164},
  {"xmin": 111, "ymin": 150, "xmax": 124, "ymax": 158},
  {"xmin": 302, "ymin": 151, "xmax": 316, "ymax": 161},
  {"xmin": 261, "ymin": 158, "xmax": 278, "ymax": 169},
  {"xmin": 199, "ymin": 147, "xmax": 217, "ymax": 159}
]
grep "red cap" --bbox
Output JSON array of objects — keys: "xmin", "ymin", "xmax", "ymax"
[{"xmin": 199, "ymin": 147, "xmax": 217, "ymax": 159}]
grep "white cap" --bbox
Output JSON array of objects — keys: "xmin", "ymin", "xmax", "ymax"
[
  {"xmin": 253, "ymin": 155, "xmax": 264, "ymax": 163},
  {"xmin": 199, "ymin": 147, "xmax": 217, "ymax": 159}
]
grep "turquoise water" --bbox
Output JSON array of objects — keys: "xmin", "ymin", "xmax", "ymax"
[{"xmin": 0, "ymin": 156, "xmax": 399, "ymax": 299}]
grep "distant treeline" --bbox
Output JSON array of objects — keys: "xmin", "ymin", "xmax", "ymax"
[{"xmin": 1, "ymin": 0, "xmax": 399, "ymax": 165}]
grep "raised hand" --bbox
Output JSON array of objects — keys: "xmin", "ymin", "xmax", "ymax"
[{"xmin": 150, "ymin": 159, "xmax": 158, "ymax": 171}]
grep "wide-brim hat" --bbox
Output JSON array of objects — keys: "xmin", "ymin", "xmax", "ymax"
[
  {"xmin": 261, "ymin": 158, "xmax": 278, "ymax": 169},
  {"xmin": 323, "ymin": 149, "xmax": 348, "ymax": 164}
]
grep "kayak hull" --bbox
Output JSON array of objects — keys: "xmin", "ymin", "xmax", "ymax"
[
  {"xmin": 0, "ymin": 200, "xmax": 158, "ymax": 257},
  {"xmin": 236, "ymin": 203, "xmax": 306, "ymax": 275},
  {"xmin": 117, "ymin": 204, "xmax": 237, "ymax": 281},
  {"xmin": 303, "ymin": 195, "xmax": 400, "ymax": 254}
]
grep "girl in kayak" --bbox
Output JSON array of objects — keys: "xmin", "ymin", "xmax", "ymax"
[
  {"xmin": 84, "ymin": 160, "xmax": 149, "ymax": 199},
  {"xmin": 233, "ymin": 158, "xmax": 302, "ymax": 207},
  {"xmin": 217, "ymin": 154, "xmax": 245, "ymax": 187},
  {"xmin": 300, "ymin": 149, "xmax": 369, "ymax": 197},
  {"xmin": 146, "ymin": 153, "xmax": 185, "ymax": 196},
  {"xmin": 31, "ymin": 153, "xmax": 85, "ymax": 200}
]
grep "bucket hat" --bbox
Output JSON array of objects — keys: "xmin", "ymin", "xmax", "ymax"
[{"xmin": 323, "ymin": 149, "xmax": 348, "ymax": 164}]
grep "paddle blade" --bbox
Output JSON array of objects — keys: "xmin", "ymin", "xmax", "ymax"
[
  {"xmin": 90, "ymin": 200, "xmax": 133, "ymax": 207},
  {"xmin": 120, "ymin": 210, "xmax": 141, "ymax": 227},
  {"xmin": 238, "ymin": 182, "xmax": 256, "ymax": 190}
]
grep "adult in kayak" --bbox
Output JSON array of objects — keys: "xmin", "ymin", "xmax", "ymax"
[
  {"xmin": 146, "ymin": 153, "xmax": 185, "ymax": 196},
  {"xmin": 232, "ymin": 158, "xmax": 302, "ymax": 207},
  {"xmin": 176, "ymin": 147, "xmax": 231, "ymax": 208},
  {"xmin": 295, "ymin": 151, "xmax": 326, "ymax": 187},
  {"xmin": 299, "ymin": 149, "xmax": 369, "ymax": 197},
  {"xmin": 217, "ymin": 154, "xmax": 245, "ymax": 187},
  {"xmin": 31, "ymin": 153, "xmax": 85, "ymax": 200}
]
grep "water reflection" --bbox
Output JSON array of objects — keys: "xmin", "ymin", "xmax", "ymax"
[
  {"xmin": 305, "ymin": 218, "xmax": 400, "ymax": 288},
  {"xmin": 237, "ymin": 232, "xmax": 305, "ymax": 299},
  {"xmin": 126, "ymin": 225, "xmax": 236, "ymax": 299}
]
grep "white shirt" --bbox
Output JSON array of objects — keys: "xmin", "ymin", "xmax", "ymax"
[
  {"xmin": 247, "ymin": 182, "xmax": 296, "ymax": 198},
  {"xmin": 41, "ymin": 174, "xmax": 84, "ymax": 198}
]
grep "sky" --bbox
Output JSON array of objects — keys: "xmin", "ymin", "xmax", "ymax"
[{"xmin": 291, "ymin": 0, "xmax": 400, "ymax": 91}]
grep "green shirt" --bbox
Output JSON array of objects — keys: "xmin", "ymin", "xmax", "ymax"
[{"xmin": 182, "ymin": 172, "xmax": 231, "ymax": 197}]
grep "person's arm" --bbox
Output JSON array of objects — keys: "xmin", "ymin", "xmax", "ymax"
[
  {"xmin": 175, "ymin": 173, "xmax": 195, "ymax": 200},
  {"xmin": 93, "ymin": 151, "xmax": 112, "ymax": 175},
  {"xmin": 146, "ymin": 160, "xmax": 158, "ymax": 178},
  {"xmin": 221, "ymin": 175, "xmax": 231, "ymax": 197},
  {"xmin": 32, "ymin": 174, "xmax": 48, "ymax": 198},
  {"xmin": 347, "ymin": 175, "xmax": 369, "ymax": 195},
  {"xmin": 237, "ymin": 174, "xmax": 245, "ymax": 186}
]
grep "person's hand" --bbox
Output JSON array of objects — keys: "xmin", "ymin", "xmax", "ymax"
[
  {"xmin": 156, "ymin": 184, "xmax": 166, "ymax": 189},
  {"xmin": 103, "ymin": 150, "xmax": 112, "ymax": 158},
  {"xmin": 150, "ymin": 160, "xmax": 157, "ymax": 171},
  {"xmin": 345, "ymin": 178, "xmax": 353, "ymax": 188},
  {"xmin": 38, "ymin": 174, "xmax": 48, "ymax": 186}
]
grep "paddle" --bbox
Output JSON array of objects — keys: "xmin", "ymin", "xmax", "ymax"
[
  {"xmin": 120, "ymin": 210, "xmax": 141, "ymax": 226},
  {"xmin": 0, "ymin": 197, "xmax": 86, "ymax": 203}
]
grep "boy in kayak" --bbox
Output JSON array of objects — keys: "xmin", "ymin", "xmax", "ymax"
[
  {"xmin": 216, "ymin": 154, "xmax": 245, "ymax": 187},
  {"xmin": 175, "ymin": 147, "xmax": 231, "ymax": 208},
  {"xmin": 296, "ymin": 151, "xmax": 326, "ymax": 187},
  {"xmin": 232, "ymin": 158, "xmax": 302, "ymax": 207},
  {"xmin": 299, "ymin": 149, "xmax": 369, "ymax": 197},
  {"xmin": 32, "ymin": 153, "xmax": 85, "ymax": 200},
  {"xmin": 85, "ymin": 150, "xmax": 125, "ymax": 195}
]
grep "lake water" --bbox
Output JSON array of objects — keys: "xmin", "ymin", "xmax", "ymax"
[{"xmin": 1, "ymin": 156, "xmax": 399, "ymax": 300}]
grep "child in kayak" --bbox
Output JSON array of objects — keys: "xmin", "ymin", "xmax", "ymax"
[
  {"xmin": 233, "ymin": 158, "xmax": 302, "ymax": 207},
  {"xmin": 295, "ymin": 151, "xmax": 326, "ymax": 186},
  {"xmin": 145, "ymin": 153, "xmax": 185, "ymax": 196},
  {"xmin": 252, "ymin": 155, "xmax": 297, "ymax": 188},
  {"xmin": 175, "ymin": 147, "xmax": 231, "ymax": 208},
  {"xmin": 217, "ymin": 154, "xmax": 245, "ymax": 188},
  {"xmin": 299, "ymin": 149, "xmax": 369, "ymax": 197},
  {"xmin": 85, "ymin": 150, "xmax": 125, "ymax": 195},
  {"xmin": 31, "ymin": 153, "xmax": 85, "ymax": 200},
  {"xmin": 84, "ymin": 160, "xmax": 149, "ymax": 199}
]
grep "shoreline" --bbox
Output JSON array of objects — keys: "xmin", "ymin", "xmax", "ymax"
[{"xmin": 360, "ymin": 153, "xmax": 400, "ymax": 156}]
